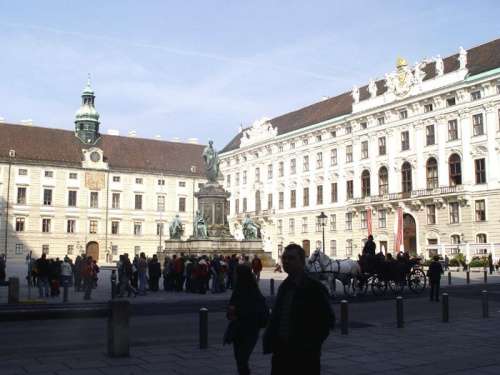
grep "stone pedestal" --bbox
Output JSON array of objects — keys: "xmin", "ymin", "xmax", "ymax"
[{"xmin": 194, "ymin": 183, "xmax": 232, "ymax": 238}]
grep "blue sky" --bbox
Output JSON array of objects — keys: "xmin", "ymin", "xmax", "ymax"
[{"xmin": 1, "ymin": 1, "xmax": 499, "ymax": 149}]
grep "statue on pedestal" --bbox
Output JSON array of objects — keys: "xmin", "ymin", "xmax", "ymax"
[
  {"xmin": 169, "ymin": 214, "xmax": 183, "ymax": 239},
  {"xmin": 202, "ymin": 140, "xmax": 220, "ymax": 183},
  {"xmin": 243, "ymin": 213, "xmax": 261, "ymax": 239},
  {"xmin": 194, "ymin": 210, "xmax": 208, "ymax": 239}
]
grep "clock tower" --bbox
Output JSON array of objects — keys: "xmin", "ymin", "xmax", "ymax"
[{"xmin": 75, "ymin": 74, "xmax": 101, "ymax": 145}]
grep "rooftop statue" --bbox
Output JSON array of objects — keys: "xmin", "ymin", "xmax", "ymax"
[
  {"xmin": 202, "ymin": 140, "xmax": 220, "ymax": 183},
  {"xmin": 351, "ymin": 85, "xmax": 360, "ymax": 103},
  {"xmin": 458, "ymin": 46, "xmax": 467, "ymax": 70},
  {"xmin": 368, "ymin": 79, "xmax": 377, "ymax": 98},
  {"xmin": 434, "ymin": 55, "xmax": 444, "ymax": 76}
]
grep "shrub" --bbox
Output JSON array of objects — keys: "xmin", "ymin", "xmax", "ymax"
[
  {"xmin": 449, "ymin": 259, "xmax": 460, "ymax": 266},
  {"xmin": 469, "ymin": 259, "xmax": 488, "ymax": 268}
]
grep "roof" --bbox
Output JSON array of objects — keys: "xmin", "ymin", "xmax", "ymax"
[
  {"xmin": 221, "ymin": 37, "xmax": 500, "ymax": 154},
  {"xmin": 0, "ymin": 122, "xmax": 207, "ymax": 176}
]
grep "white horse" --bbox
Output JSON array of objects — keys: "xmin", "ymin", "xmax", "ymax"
[
  {"xmin": 305, "ymin": 256, "xmax": 336, "ymax": 296},
  {"xmin": 308, "ymin": 249, "xmax": 361, "ymax": 297}
]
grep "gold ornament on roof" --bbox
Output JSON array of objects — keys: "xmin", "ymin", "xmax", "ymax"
[{"xmin": 396, "ymin": 56, "xmax": 408, "ymax": 68}]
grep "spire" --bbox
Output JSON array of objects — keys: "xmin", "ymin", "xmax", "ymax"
[{"xmin": 75, "ymin": 74, "xmax": 100, "ymax": 144}]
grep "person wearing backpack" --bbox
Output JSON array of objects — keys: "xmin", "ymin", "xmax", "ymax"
[{"xmin": 226, "ymin": 264, "xmax": 269, "ymax": 375}]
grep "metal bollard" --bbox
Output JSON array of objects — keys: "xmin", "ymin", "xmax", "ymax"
[
  {"xmin": 63, "ymin": 280, "xmax": 69, "ymax": 302},
  {"xmin": 199, "ymin": 308, "xmax": 208, "ymax": 349},
  {"xmin": 396, "ymin": 297, "xmax": 404, "ymax": 328},
  {"xmin": 483, "ymin": 270, "xmax": 487, "ymax": 283},
  {"xmin": 340, "ymin": 300, "xmax": 348, "ymax": 335},
  {"xmin": 448, "ymin": 272, "xmax": 452, "ymax": 286},
  {"xmin": 270, "ymin": 278, "xmax": 275, "ymax": 296},
  {"xmin": 442, "ymin": 293, "xmax": 449, "ymax": 323},
  {"xmin": 466, "ymin": 271, "xmax": 470, "ymax": 284},
  {"xmin": 111, "ymin": 280, "xmax": 116, "ymax": 300},
  {"xmin": 107, "ymin": 300, "xmax": 130, "ymax": 357},
  {"xmin": 482, "ymin": 290, "xmax": 489, "ymax": 318}
]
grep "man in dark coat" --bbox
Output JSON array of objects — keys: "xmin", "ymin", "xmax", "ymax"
[
  {"xmin": 263, "ymin": 244, "xmax": 335, "ymax": 375},
  {"xmin": 427, "ymin": 255, "xmax": 444, "ymax": 301}
]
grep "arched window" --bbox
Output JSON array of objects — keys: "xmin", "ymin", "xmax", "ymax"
[
  {"xmin": 361, "ymin": 170, "xmax": 371, "ymax": 197},
  {"xmin": 426, "ymin": 158, "xmax": 438, "ymax": 189},
  {"xmin": 401, "ymin": 162, "xmax": 412, "ymax": 192},
  {"xmin": 379, "ymin": 166, "xmax": 388, "ymax": 195},
  {"xmin": 476, "ymin": 233, "xmax": 487, "ymax": 243},
  {"xmin": 449, "ymin": 154, "xmax": 462, "ymax": 186},
  {"xmin": 450, "ymin": 234, "xmax": 461, "ymax": 244},
  {"xmin": 330, "ymin": 240, "xmax": 337, "ymax": 256}
]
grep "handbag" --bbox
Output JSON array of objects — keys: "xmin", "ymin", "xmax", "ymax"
[{"xmin": 223, "ymin": 320, "xmax": 237, "ymax": 346}]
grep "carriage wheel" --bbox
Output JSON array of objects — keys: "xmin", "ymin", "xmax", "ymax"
[
  {"xmin": 389, "ymin": 279, "xmax": 405, "ymax": 293},
  {"xmin": 408, "ymin": 269, "xmax": 426, "ymax": 294},
  {"xmin": 357, "ymin": 277, "xmax": 369, "ymax": 296},
  {"xmin": 371, "ymin": 276, "xmax": 387, "ymax": 296}
]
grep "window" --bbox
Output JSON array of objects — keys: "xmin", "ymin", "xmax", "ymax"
[
  {"xmin": 331, "ymin": 183, "xmax": 338, "ymax": 203},
  {"xmin": 427, "ymin": 204, "xmax": 436, "ymax": 224},
  {"xmin": 136, "ymin": 178, "xmax": 143, "ymax": 184},
  {"xmin": 449, "ymin": 202, "xmax": 460, "ymax": 224},
  {"xmin": 155, "ymin": 179, "xmax": 164, "ymax": 186},
  {"xmin": 44, "ymin": 171, "xmax": 53, "ymax": 178},
  {"xmin": 226, "ymin": 174, "xmax": 231, "ymax": 187},
  {"xmin": 279, "ymin": 162, "xmax": 284, "ymax": 177},
  {"xmin": 303, "ymin": 187, "xmax": 309, "ymax": 207},
  {"xmin": 277, "ymin": 220, "xmax": 283, "ymax": 235},
  {"xmin": 346, "ymin": 240, "xmax": 353, "ymax": 256},
  {"xmin": 15, "ymin": 244, "xmax": 24, "ymax": 254},
  {"xmin": 179, "ymin": 197, "xmax": 186, "ymax": 212},
  {"xmin": 360, "ymin": 122, "xmax": 367, "ymax": 130},
  {"xmin": 290, "ymin": 159, "xmax": 296, "ymax": 174},
  {"xmin": 290, "ymin": 190, "xmax": 296, "ymax": 208},
  {"xmin": 475, "ymin": 158, "xmax": 486, "ymax": 184},
  {"xmin": 266, "ymin": 148, "xmax": 272, "ymax": 155},
  {"xmin": 473, "ymin": 114, "xmax": 484, "ymax": 135},
  {"xmin": 67, "ymin": 245, "xmax": 74, "ymax": 255},
  {"xmin": 360, "ymin": 211, "xmax": 368, "ymax": 229},
  {"xmin": 157, "ymin": 196, "xmax": 165, "ymax": 211},
  {"xmin": 302, "ymin": 139, "xmax": 309, "ymax": 146},
  {"xmin": 157, "ymin": 223, "xmax": 164, "ymax": 236},
  {"xmin": 426, "ymin": 125, "xmax": 435, "ymax": 145},
  {"xmin": 42, "ymin": 244, "xmax": 49, "ymax": 254},
  {"xmin": 303, "ymin": 156, "xmax": 309, "ymax": 172},
  {"xmin": 17, "ymin": 187, "xmax": 27, "ymax": 204},
  {"xmin": 278, "ymin": 146, "xmax": 283, "ymax": 152},
  {"xmin": 89, "ymin": 220, "xmax": 98, "ymax": 234},
  {"xmin": 399, "ymin": 110, "xmax": 408, "ymax": 119},
  {"xmin": 43, "ymin": 189, "xmax": 52, "ymax": 205},
  {"xmin": 67, "ymin": 220, "xmax": 76, "ymax": 233},
  {"xmin": 134, "ymin": 222, "xmax": 142, "ymax": 235},
  {"xmin": 346, "ymin": 145, "xmax": 353, "ymax": 162},
  {"xmin": 302, "ymin": 217, "xmax": 308, "ymax": 233},
  {"xmin": 426, "ymin": 158, "xmax": 438, "ymax": 189},
  {"xmin": 448, "ymin": 120, "xmax": 458, "ymax": 140},
  {"xmin": 236, "ymin": 172, "xmax": 240, "ymax": 185},
  {"xmin": 331, "ymin": 130, "xmax": 337, "ymax": 138},
  {"xmin": 289, "ymin": 219, "xmax": 295, "ymax": 234},
  {"xmin": 255, "ymin": 168, "xmax": 260, "ymax": 182},
  {"xmin": 290, "ymin": 142, "xmax": 295, "ymax": 149},
  {"xmin": 111, "ymin": 245, "xmax": 118, "ymax": 255},
  {"xmin": 377, "ymin": 117, "xmax": 385, "ymax": 125},
  {"xmin": 135, "ymin": 194, "xmax": 143, "ymax": 210},
  {"xmin": 345, "ymin": 213, "xmax": 352, "ymax": 230},
  {"xmin": 243, "ymin": 171, "xmax": 247, "ymax": 184},
  {"xmin": 330, "ymin": 214, "xmax": 337, "ymax": 231},
  {"xmin": 451, "ymin": 235, "xmax": 460, "ymax": 245},
  {"xmin": 90, "ymin": 192, "xmax": 99, "ymax": 208},
  {"xmin": 346, "ymin": 180, "xmax": 353, "ymax": 200},
  {"xmin": 424, "ymin": 103, "xmax": 433, "ymax": 112},
  {"xmin": 316, "ymin": 185, "xmax": 323, "ymax": 205},
  {"xmin": 475, "ymin": 200, "xmax": 486, "ymax": 221},
  {"xmin": 134, "ymin": 246, "xmax": 141, "ymax": 255},
  {"xmin": 279, "ymin": 192, "xmax": 284, "ymax": 209},
  {"xmin": 345, "ymin": 126, "xmax": 352, "ymax": 134},
  {"xmin": 268, "ymin": 164, "xmax": 273, "ymax": 179},
  {"xmin": 378, "ymin": 137, "xmax": 386, "ymax": 155},
  {"xmin": 330, "ymin": 240, "xmax": 337, "ymax": 256},
  {"xmin": 267, "ymin": 193, "xmax": 273, "ymax": 210},
  {"xmin": 179, "ymin": 181, "xmax": 186, "ymax": 187},
  {"xmin": 449, "ymin": 154, "xmax": 462, "ymax": 186},
  {"xmin": 402, "ymin": 162, "xmax": 412, "ymax": 192},
  {"xmin": 316, "ymin": 135, "xmax": 322, "ymax": 142},
  {"xmin": 111, "ymin": 221, "xmax": 119, "ymax": 235},
  {"xmin": 235, "ymin": 198, "xmax": 240, "ymax": 214},
  {"xmin": 112, "ymin": 193, "xmax": 120, "ymax": 209},
  {"xmin": 113, "ymin": 176, "xmax": 121, "ymax": 182},
  {"xmin": 378, "ymin": 210, "xmax": 386, "ymax": 228},
  {"xmin": 69, "ymin": 172, "xmax": 78, "ymax": 179},
  {"xmin": 19, "ymin": 169, "xmax": 28, "ymax": 176},
  {"xmin": 477, "ymin": 233, "xmax": 487, "ymax": 244},
  {"xmin": 359, "ymin": 141, "xmax": 368, "ymax": 159},
  {"xmin": 243, "ymin": 198, "xmax": 247, "ymax": 212},
  {"xmin": 330, "ymin": 149, "xmax": 337, "ymax": 165},
  {"xmin": 361, "ymin": 170, "xmax": 370, "ymax": 197},
  {"xmin": 379, "ymin": 167, "xmax": 388, "ymax": 195},
  {"xmin": 15, "ymin": 218, "xmax": 25, "ymax": 232},
  {"xmin": 316, "ymin": 152, "xmax": 323, "ymax": 169},
  {"xmin": 446, "ymin": 97, "xmax": 456, "ymax": 106},
  {"xmin": 68, "ymin": 191, "xmax": 77, "ymax": 206},
  {"xmin": 471, "ymin": 91, "xmax": 481, "ymax": 101},
  {"xmin": 42, "ymin": 218, "xmax": 51, "ymax": 233},
  {"xmin": 401, "ymin": 131, "xmax": 410, "ymax": 150}
]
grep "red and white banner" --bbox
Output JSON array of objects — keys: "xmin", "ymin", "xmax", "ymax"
[
  {"xmin": 367, "ymin": 209, "xmax": 372, "ymax": 236},
  {"xmin": 395, "ymin": 206, "xmax": 403, "ymax": 253}
]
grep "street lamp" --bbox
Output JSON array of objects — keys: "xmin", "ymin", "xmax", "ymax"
[{"xmin": 317, "ymin": 212, "xmax": 327, "ymax": 253}]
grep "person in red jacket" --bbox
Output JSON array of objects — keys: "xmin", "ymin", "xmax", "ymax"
[
  {"xmin": 81, "ymin": 256, "xmax": 94, "ymax": 300},
  {"xmin": 251, "ymin": 254, "xmax": 263, "ymax": 282}
]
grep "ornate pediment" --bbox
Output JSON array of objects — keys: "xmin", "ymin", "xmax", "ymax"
[{"xmin": 240, "ymin": 117, "xmax": 278, "ymax": 148}]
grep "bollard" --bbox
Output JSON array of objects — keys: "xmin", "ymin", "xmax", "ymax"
[
  {"xmin": 8, "ymin": 277, "xmax": 20, "ymax": 304},
  {"xmin": 340, "ymin": 300, "xmax": 348, "ymax": 335},
  {"xmin": 483, "ymin": 270, "xmax": 487, "ymax": 283},
  {"xmin": 466, "ymin": 271, "xmax": 470, "ymax": 284},
  {"xmin": 448, "ymin": 272, "xmax": 452, "ymax": 286},
  {"xmin": 199, "ymin": 308, "xmax": 208, "ymax": 349},
  {"xmin": 442, "ymin": 293, "xmax": 449, "ymax": 323},
  {"xmin": 270, "ymin": 278, "xmax": 275, "ymax": 296},
  {"xmin": 482, "ymin": 290, "xmax": 489, "ymax": 318},
  {"xmin": 107, "ymin": 300, "xmax": 130, "ymax": 357},
  {"xmin": 396, "ymin": 297, "xmax": 404, "ymax": 328},
  {"xmin": 111, "ymin": 280, "xmax": 116, "ymax": 300},
  {"xmin": 63, "ymin": 280, "xmax": 69, "ymax": 303}
]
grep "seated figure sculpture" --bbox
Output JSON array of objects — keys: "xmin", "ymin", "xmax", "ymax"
[
  {"xmin": 194, "ymin": 210, "xmax": 208, "ymax": 239},
  {"xmin": 169, "ymin": 214, "xmax": 183, "ymax": 239},
  {"xmin": 243, "ymin": 213, "xmax": 260, "ymax": 239}
]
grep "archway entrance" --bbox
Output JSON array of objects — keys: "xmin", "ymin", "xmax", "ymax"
[
  {"xmin": 403, "ymin": 214, "xmax": 417, "ymax": 254},
  {"xmin": 302, "ymin": 240, "xmax": 311, "ymax": 257},
  {"xmin": 86, "ymin": 241, "xmax": 99, "ymax": 261}
]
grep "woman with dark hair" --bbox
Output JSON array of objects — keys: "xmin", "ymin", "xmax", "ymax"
[{"xmin": 227, "ymin": 264, "xmax": 268, "ymax": 375}]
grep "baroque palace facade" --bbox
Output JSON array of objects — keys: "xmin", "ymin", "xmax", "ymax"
[
  {"xmin": 0, "ymin": 80, "xmax": 206, "ymax": 262},
  {"xmin": 220, "ymin": 38, "xmax": 500, "ymax": 263}
]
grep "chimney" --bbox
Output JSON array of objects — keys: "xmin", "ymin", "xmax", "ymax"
[
  {"xmin": 187, "ymin": 138, "xmax": 198, "ymax": 144},
  {"xmin": 173, "ymin": 137, "xmax": 180, "ymax": 143},
  {"xmin": 129, "ymin": 130, "xmax": 137, "ymax": 138},
  {"xmin": 155, "ymin": 135, "xmax": 161, "ymax": 140},
  {"xmin": 107, "ymin": 129, "xmax": 120, "ymax": 136}
]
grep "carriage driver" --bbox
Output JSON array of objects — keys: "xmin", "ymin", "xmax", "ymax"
[{"xmin": 362, "ymin": 235, "xmax": 376, "ymax": 256}]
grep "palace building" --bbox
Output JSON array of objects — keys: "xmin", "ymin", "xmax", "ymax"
[
  {"xmin": 220, "ymin": 38, "xmax": 500, "ymax": 263},
  {"xmin": 0, "ymin": 79, "xmax": 206, "ymax": 262}
]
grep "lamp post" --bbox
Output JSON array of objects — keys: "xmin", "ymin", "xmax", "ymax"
[{"xmin": 317, "ymin": 212, "xmax": 327, "ymax": 253}]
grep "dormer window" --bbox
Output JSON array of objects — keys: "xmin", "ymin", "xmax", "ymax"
[
  {"xmin": 399, "ymin": 110, "xmax": 408, "ymax": 119},
  {"xmin": 471, "ymin": 91, "xmax": 481, "ymax": 101},
  {"xmin": 446, "ymin": 97, "xmax": 456, "ymax": 106},
  {"xmin": 424, "ymin": 104, "xmax": 433, "ymax": 113}
]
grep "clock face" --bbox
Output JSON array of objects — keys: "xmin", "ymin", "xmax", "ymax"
[{"xmin": 90, "ymin": 151, "xmax": 101, "ymax": 163}]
